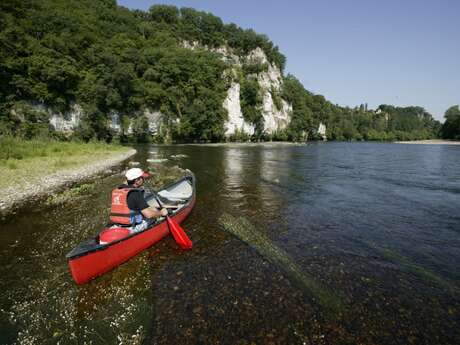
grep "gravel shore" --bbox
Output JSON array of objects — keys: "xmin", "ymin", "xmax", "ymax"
[{"xmin": 0, "ymin": 148, "xmax": 136, "ymax": 217}]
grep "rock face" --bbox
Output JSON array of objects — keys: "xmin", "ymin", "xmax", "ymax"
[
  {"xmin": 318, "ymin": 122, "xmax": 327, "ymax": 140},
  {"xmin": 39, "ymin": 44, "xmax": 293, "ymax": 138},
  {"xmin": 223, "ymin": 82, "xmax": 255, "ymax": 136},
  {"xmin": 111, "ymin": 109, "xmax": 163, "ymax": 135},
  {"xmin": 45, "ymin": 105, "xmax": 162, "ymax": 136},
  {"xmin": 12, "ymin": 102, "xmax": 82, "ymax": 132},
  {"xmin": 184, "ymin": 42, "xmax": 293, "ymax": 137},
  {"xmin": 253, "ymin": 48, "xmax": 292, "ymax": 133},
  {"xmin": 47, "ymin": 103, "xmax": 82, "ymax": 132},
  {"xmin": 144, "ymin": 109, "xmax": 163, "ymax": 134},
  {"xmin": 108, "ymin": 111, "xmax": 121, "ymax": 132}
]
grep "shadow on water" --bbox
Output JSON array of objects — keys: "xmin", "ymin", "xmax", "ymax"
[
  {"xmin": 219, "ymin": 213, "xmax": 345, "ymax": 314},
  {"xmin": 360, "ymin": 240, "xmax": 460, "ymax": 296}
]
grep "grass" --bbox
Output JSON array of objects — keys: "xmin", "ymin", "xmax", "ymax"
[
  {"xmin": 0, "ymin": 137, "xmax": 128, "ymax": 161},
  {"xmin": 0, "ymin": 137, "xmax": 131, "ymax": 191}
]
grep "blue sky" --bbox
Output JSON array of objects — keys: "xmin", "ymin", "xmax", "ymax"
[{"xmin": 118, "ymin": 0, "xmax": 459, "ymax": 121}]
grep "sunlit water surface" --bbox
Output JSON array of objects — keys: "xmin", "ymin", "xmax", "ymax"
[{"xmin": 1, "ymin": 142, "xmax": 459, "ymax": 344}]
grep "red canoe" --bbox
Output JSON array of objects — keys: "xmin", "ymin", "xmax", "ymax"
[{"xmin": 66, "ymin": 173, "xmax": 196, "ymax": 285}]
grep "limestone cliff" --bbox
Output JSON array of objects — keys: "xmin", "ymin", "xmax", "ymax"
[
  {"xmin": 183, "ymin": 42, "xmax": 293, "ymax": 136},
  {"xmin": 223, "ymin": 82, "xmax": 255, "ymax": 136},
  {"xmin": 41, "ymin": 44, "xmax": 293, "ymax": 139},
  {"xmin": 246, "ymin": 47, "xmax": 292, "ymax": 134}
]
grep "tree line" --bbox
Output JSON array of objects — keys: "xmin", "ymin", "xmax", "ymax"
[
  {"xmin": 281, "ymin": 75, "xmax": 444, "ymax": 141},
  {"xmin": 0, "ymin": 0, "xmax": 453, "ymax": 143},
  {"xmin": 440, "ymin": 106, "xmax": 460, "ymax": 140}
]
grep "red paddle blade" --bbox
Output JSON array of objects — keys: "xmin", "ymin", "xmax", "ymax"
[{"xmin": 166, "ymin": 216, "xmax": 193, "ymax": 250}]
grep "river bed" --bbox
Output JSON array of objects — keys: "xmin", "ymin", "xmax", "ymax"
[{"xmin": 1, "ymin": 142, "xmax": 459, "ymax": 344}]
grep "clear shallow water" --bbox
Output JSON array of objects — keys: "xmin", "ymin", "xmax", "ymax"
[{"xmin": 1, "ymin": 142, "xmax": 459, "ymax": 344}]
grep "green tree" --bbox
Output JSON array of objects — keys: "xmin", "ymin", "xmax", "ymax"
[
  {"xmin": 240, "ymin": 78, "xmax": 263, "ymax": 136},
  {"xmin": 282, "ymin": 75, "xmax": 314, "ymax": 140},
  {"xmin": 131, "ymin": 115, "xmax": 149, "ymax": 143},
  {"xmin": 0, "ymin": 0, "xmax": 441, "ymax": 143},
  {"xmin": 441, "ymin": 105, "xmax": 460, "ymax": 139}
]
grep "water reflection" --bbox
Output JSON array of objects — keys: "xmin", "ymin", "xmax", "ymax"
[
  {"xmin": 1, "ymin": 143, "xmax": 459, "ymax": 345},
  {"xmin": 222, "ymin": 148, "xmax": 246, "ymax": 203},
  {"xmin": 221, "ymin": 146, "xmax": 296, "ymax": 227}
]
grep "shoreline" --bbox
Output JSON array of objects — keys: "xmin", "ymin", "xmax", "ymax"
[
  {"xmin": 0, "ymin": 148, "xmax": 136, "ymax": 218},
  {"xmin": 174, "ymin": 141, "xmax": 308, "ymax": 147},
  {"xmin": 395, "ymin": 139, "xmax": 460, "ymax": 145}
]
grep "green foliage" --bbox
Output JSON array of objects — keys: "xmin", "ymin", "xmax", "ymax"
[
  {"xmin": 282, "ymin": 75, "xmax": 314, "ymax": 141},
  {"xmin": 227, "ymin": 128, "xmax": 251, "ymax": 142},
  {"xmin": 441, "ymin": 105, "xmax": 460, "ymax": 139},
  {"xmin": 118, "ymin": 114, "xmax": 131, "ymax": 142},
  {"xmin": 377, "ymin": 104, "xmax": 440, "ymax": 134},
  {"xmin": 76, "ymin": 105, "xmax": 112, "ymax": 142},
  {"xmin": 240, "ymin": 77, "xmax": 263, "ymax": 137},
  {"xmin": 242, "ymin": 62, "xmax": 268, "ymax": 75},
  {"xmin": 270, "ymin": 86, "xmax": 283, "ymax": 111},
  {"xmin": 130, "ymin": 114, "xmax": 149, "ymax": 142},
  {"xmin": 148, "ymin": 5, "xmax": 180, "ymax": 25},
  {"xmin": 0, "ymin": 101, "xmax": 60, "ymax": 139},
  {"xmin": 0, "ymin": 0, "xmax": 440, "ymax": 143},
  {"xmin": 0, "ymin": 0, "xmax": 282, "ymax": 143},
  {"xmin": 282, "ymin": 73, "xmax": 440, "ymax": 142},
  {"xmin": 264, "ymin": 129, "xmax": 289, "ymax": 142}
]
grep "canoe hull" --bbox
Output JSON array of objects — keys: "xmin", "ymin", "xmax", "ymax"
[{"xmin": 67, "ymin": 175, "xmax": 195, "ymax": 285}]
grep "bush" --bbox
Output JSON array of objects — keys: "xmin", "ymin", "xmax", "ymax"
[
  {"xmin": 227, "ymin": 128, "xmax": 251, "ymax": 142},
  {"xmin": 242, "ymin": 62, "xmax": 268, "ymax": 75},
  {"xmin": 271, "ymin": 129, "xmax": 289, "ymax": 141}
]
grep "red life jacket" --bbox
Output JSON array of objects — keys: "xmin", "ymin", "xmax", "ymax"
[{"xmin": 109, "ymin": 187, "xmax": 143, "ymax": 225}]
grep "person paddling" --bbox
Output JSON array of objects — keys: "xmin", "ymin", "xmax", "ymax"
[{"xmin": 109, "ymin": 168, "xmax": 168, "ymax": 233}]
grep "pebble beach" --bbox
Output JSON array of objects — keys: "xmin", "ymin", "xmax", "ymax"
[{"xmin": 0, "ymin": 148, "xmax": 136, "ymax": 217}]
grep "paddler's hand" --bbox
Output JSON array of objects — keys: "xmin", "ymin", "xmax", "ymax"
[{"xmin": 160, "ymin": 208, "xmax": 168, "ymax": 217}]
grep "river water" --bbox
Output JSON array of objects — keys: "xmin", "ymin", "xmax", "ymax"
[{"xmin": 0, "ymin": 142, "xmax": 459, "ymax": 344}]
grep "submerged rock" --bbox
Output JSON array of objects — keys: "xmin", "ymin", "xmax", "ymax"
[
  {"xmin": 147, "ymin": 158, "xmax": 168, "ymax": 163},
  {"xmin": 144, "ymin": 165, "xmax": 187, "ymax": 191}
]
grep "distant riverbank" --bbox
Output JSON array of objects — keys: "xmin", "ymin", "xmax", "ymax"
[
  {"xmin": 0, "ymin": 140, "xmax": 135, "ymax": 217},
  {"xmin": 178, "ymin": 141, "xmax": 307, "ymax": 147},
  {"xmin": 395, "ymin": 139, "xmax": 460, "ymax": 145}
]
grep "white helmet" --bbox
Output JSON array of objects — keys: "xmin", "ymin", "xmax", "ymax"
[{"xmin": 125, "ymin": 168, "xmax": 150, "ymax": 181}]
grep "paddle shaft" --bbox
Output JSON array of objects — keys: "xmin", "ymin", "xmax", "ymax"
[
  {"xmin": 152, "ymin": 193, "xmax": 175, "ymax": 212},
  {"xmin": 145, "ymin": 187, "xmax": 178, "ymax": 209},
  {"xmin": 153, "ymin": 194, "xmax": 192, "ymax": 250}
]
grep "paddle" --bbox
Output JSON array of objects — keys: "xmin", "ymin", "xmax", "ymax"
[{"xmin": 154, "ymin": 194, "xmax": 192, "ymax": 250}]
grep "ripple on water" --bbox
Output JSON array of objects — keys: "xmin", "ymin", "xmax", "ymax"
[{"xmin": 1, "ymin": 143, "xmax": 460, "ymax": 344}]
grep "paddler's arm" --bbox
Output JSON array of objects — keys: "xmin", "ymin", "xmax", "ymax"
[{"xmin": 141, "ymin": 206, "xmax": 168, "ymax": 219}]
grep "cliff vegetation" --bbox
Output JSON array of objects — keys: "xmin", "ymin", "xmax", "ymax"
[{"xmin": 0, "ymin": 0, "xmax": 445, "ymax": 143}]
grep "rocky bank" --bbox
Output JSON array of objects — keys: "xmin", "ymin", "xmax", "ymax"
[{"xmin": 0, "ymin": 148, "xmax": 136, "ymax": 218}]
